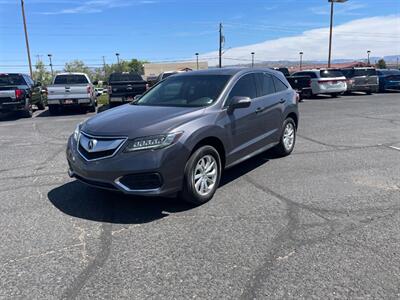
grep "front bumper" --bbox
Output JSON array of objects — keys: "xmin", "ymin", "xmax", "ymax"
[{"xmin": 66, "ymin": 135, "xmax": 189, "ymax": 196}]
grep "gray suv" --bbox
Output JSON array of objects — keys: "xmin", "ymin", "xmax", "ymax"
[{"xmin": 67, "ymin": 68, "xmax": 299, "ymax": 204}]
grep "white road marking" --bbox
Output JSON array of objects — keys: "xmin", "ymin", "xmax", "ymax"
[{"xmin": 389, "ymin": 146, "xmax": 400, "ymax": 151}]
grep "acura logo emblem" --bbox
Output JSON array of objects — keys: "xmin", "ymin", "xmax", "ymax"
[{"xmin": 88, "ymin": 139, "xmax": 97, "ymax": 150}]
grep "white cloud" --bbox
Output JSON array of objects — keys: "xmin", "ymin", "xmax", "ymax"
[
  {"xmin": 40, "ymin": 0, "xmax": 158, "ymax": 15},
  {"xmin": 200, "ymin": 15, "xmax": 400, "ymax": 66}
]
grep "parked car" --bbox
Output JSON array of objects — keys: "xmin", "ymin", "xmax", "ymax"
[
  {"xmin": 146, "ymin": 74, "xmax": 158, "ymax": 88},
  {"xmin": 0, "ymin": 73, "xmax": 46, "ymax": 117},
  {"xmin": 272, "ymin": 68, "xmax": 312, "ymax": 100},
  {"xmin": 291, "ymin": 69, "xmax": 347, "ymax": 97},
  {"xmin": 337, "ymin": 67, "xmax": 378, "ymax": 94},
  {"xmin": 108, "ymin": 72, "xmax": 147, "ymax": 107},
  {"xmin": 376, "ymin": 69, "xmax": 400, "ymax": 92},
  {"xmin": 67, "ymin": 68, "xmax": 299, "ymax": 204},
  {"xmin": 47, "ymin": 73, "xmax": 97, "ymax": 115},
  {"xmin": 95, "ymin": 87, "xmax": 104, "ymax": 96}
]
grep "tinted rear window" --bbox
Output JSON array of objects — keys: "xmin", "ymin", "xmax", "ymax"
[
  {"xmin": 0, "ymin": 74, "xmax": 26, "ymax": 86},
  {"xmin": 109, "ymin": 72, "xmax": 143, "ymax": 82},
  {"xmin": 54, "ymin": 75, "xmax": 88, "ymax": 84},
  {"xmin": 320, "ymin": 70, "xmax": 344, "ymax": 78},
  {"xmin": 353, "ymin": 69, "xmax": 377, "ymax": 76},
  {"xmin": 273, "ymin": 76, "xmax": 288, "ymax": 92}
]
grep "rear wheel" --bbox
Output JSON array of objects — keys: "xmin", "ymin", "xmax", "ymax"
[
  {"xmin": 272, "ymin": 118, "xmax": 296, "ymax": 157},
  {"xmin": 179, "ymin": 145, "xmax": 221, "ymax": 205},
  {"xmin": 48, "ymin": 105, "xmax": 59, "ymax": 115},
  {"xmin": 331, "ymin": 93, "xmax": 339, "ymax": 98},
  {"xmin": 36, "ymin": 101, "xmax": 45, "ymax": 110},
  {"xmin": 88, "ymin": 102, "xmax": 96, "ymax": 113}
]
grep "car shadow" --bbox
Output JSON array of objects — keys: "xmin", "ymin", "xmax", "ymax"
[
  {"xmin": 48, "ymin": 149, "xmax": 275, "ymax": 224},
  {"xmin": 35, "ymin": 108, "xmax": 89, "ymax": 118}
]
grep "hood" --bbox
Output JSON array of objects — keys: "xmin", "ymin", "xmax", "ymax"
[{"xmin": 82, "ymin": 104, "xmax": 205, "ymax": 138}]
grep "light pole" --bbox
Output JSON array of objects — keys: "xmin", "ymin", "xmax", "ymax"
[
  {"xmin": 115, "ymin": 52, "xmax": 120, "ymax": 70},
  {"xmin": 20, "ymin": 0, "xmax": 33, "ymax": 78},
  {"xmin": 299, "ymin": 51, "xmax": 303, "ymax": 71},
  {"xmin": 367, "ymin": 50, "xmax": 371, "ymax": 66},
  {"xmin": 251, "ymin": 52, "xmax": 255, "ymax": 68},
  {"xmin": 195, "ymin": 53, "xmax": 199, "ymax": 70},
  {"xmin": 328, "ymin": 0, "xmax": 348, "ymax": 68},
  {"xmin": 47, "ymin": 54, "xmax": 54, "ymax": 78}
]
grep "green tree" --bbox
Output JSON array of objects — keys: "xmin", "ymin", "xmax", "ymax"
[
  {"xmin": 64, "ymin": 60, "xmax": 92, "ymax": 74},
  {"xmin": 33, "ymin": 61, "xmax": 52, "ymax": 85},
  {"xmin": 376, "ymin": 58, "xmax": 387, "ymax": 69}
]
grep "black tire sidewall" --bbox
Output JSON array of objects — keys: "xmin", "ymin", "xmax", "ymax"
[
  {"xmin": 280, "ymin": 118, "xmax": 296, "ymax": 155},
  {"xmin": 181, "ymin": 145, "xmax": 222, "ymax": 204}
]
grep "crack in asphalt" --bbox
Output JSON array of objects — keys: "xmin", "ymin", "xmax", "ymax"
[
  {"xmin": 240, "ymin": 175, "xmax": 400, "ymax": 300},
  {"xmin": 61, "ymin": 203, "xmax": 114, "ymax": 299}
]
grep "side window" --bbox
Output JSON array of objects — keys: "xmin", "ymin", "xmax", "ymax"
[
  {"xmin": 259, "ymin": 73, "xmax": 275, "ymax": 96},
  {"xmin": 272, "ymin": 76, "xmax": 288, "ymax": 92},
  {"xmin": 228, "ymin": 74, "xmax": 257, "ymax": 102},
  {"xmin": 22, "ymin": 75, "xmax": 31, "ymax": 86}
]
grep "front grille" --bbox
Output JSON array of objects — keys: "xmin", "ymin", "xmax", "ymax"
[
  {"xmin": 75, "ymin": 174, "xmax": 117, "ymax": 190},
  {"xmin": 77, "ymin": 132, "xmax": 126, "ymax": 161},
  {"xmin": 78, "ymin": 143, "xmax": 116, "ymax": 160},
  {"xmin": 119, "ymin": 173, "xmax": 163, "ymax": 190}
]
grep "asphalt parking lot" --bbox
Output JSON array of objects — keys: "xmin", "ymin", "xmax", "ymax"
[{"xmin": 0, "ymin": 93, "xmax": 399, "ymax": 299}]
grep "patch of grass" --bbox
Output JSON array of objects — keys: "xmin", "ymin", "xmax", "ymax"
[{"xmin": 97, "ymin": 94, "xmax": 109, "ymax": 106}]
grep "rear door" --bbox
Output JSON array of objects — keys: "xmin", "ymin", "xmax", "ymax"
[{"xmin": 255, "ymin": 72, "xmax": 285, "ymax": 144}]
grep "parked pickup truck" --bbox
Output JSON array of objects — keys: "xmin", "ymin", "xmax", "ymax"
[
  {"xmin": 337, "ymin": 67, "xmax": 378, "ymax": 94},
  {"xmin": 108, "ymin": 72, "xmax": 147, "ymax": 107},
  {"xmin": 272, "ymin": 68, "xmax": 312, "ymax": 100},
  {"xmin": 0, "ymin": 73, "xmax": 46, "ymax": 117},
  {"xmin": 47, "ymin": 73, "xmax": 97, "ymax": 115}
]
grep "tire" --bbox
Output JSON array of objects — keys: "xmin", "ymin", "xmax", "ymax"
[
  {"xmin": 20, "ymin": 107, "xmax": 32, "ymax": 118},
  {"xmin": 36, "ymin": 101, "xmax": 45, "ymax": 110},
  {"xmin": 48, "ymin": 105, "xmax": 59, "ymax": 115},
  {"xmin": 179, "ymin": 145, "xmax": 222, "ymax": 205},
  {"xmin": 366, "ymin": 91, "xmax": 372, "ymax": 95},
  {"xmin": 272, "ymin": 118, "xmax": 296, "ymax": 157},
  {"xmin": 88, "ymin": 103, "xmax": 96, "ymax": 113},
  {"xmin": 331, "ymin": 93, "xmax": 338, "ymax": 98}
]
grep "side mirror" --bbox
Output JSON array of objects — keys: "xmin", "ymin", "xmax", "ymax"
[
  {"xmin": 134, "ymin": 94, "xmax": 142, "ymax": 100},
  {"xmin": 228, "ymin": 96, "xmax": 251, "ymax": 111}
]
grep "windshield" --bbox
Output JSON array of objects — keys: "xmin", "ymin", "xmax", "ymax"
[
  {"xmin": 134, "ymin": 75, "xmax": 231, "ymax": 107},
  {"xmin": 54, "ymin": 75, "xmax": 89, "ymax": 84},
  {"xmin": 0, "ymin": 74, "xmax": 26, "ymax": 86},
  {"xmin": 320, "ymin": 70, "xmax": 344, "ymax": 78},
  {"xmin": 109, "ymin": 72, "xmax": 143, "ymax": 82}
]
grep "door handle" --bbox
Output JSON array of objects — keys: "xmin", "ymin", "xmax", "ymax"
[
  {"xmin": 255, "ymin": 107, "xmax": 263, "ymax": 114},
  {"xmin": 279, "ymin": 98, "xmax": 286, "ymax": 104}
]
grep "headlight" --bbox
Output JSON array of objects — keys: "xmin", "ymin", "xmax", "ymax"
[
  {"xmin": 124, "ymin": 132, "xmax": 183, "ymax": 152},
  {"xmin": 73, "ymin": 122, "xmax": 82, "ymax": 142}
]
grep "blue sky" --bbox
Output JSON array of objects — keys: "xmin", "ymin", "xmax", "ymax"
[{"xmin": 0, "ymin": 0, "xmax": 399, "ymax": 71}]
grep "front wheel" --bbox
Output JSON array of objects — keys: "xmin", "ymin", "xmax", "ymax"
[
  {"xmin": 272, "ymin": 118, "xmax": 296, "ymax": 157},
  {"xmin": 179, "ymin": 145, "xmax": 222, "ymax": 205}
]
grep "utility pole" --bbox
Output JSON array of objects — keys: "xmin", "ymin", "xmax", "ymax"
[
  {"xmin": 195, "ymin": 53, "xmax": 199, "ymax": 70},
  {"xmin": 115, "ymin": 53, "xmax": 120, "ymax": 70},
  {"xmin": 397, "ymin": 57, "xmax": 399, "ymax": 69},
  {"xmin": 47, "ymin": 54, "xmax": 54, "ymax": 78},
  {"xmin": 251, "ymin": 52, "xmax": 255, "ymax": 68},
  {"xmin": 328, "ymin": 0, "xmax": 348, "ymax": 68},
  {"xmin": 219, "ymin": 23, "xmax": 223, "ymax": 68},
  {"xmin": 299, "ymin": 51, "xmax": 303, "ymax": 70},
  {"xmin": 367, "ymin": 50, "xmax": 371, "ymax": 66},
  {"xmin": 102, "ymin": 56, "xmax": 107, "ymax": 79},
  {"xmin": 20, "ymin": 0, "xmax": 33, "ymax": 78}
]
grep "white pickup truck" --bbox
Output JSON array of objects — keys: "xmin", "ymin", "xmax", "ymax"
[{"xmin": 47, "ymin": 72, "xmax": 97, "ymax": 114}]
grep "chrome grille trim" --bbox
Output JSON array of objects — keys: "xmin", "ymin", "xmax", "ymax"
[{"xmin": 77, "ymin": 131, "xmax": 128, "ymax": 162}]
